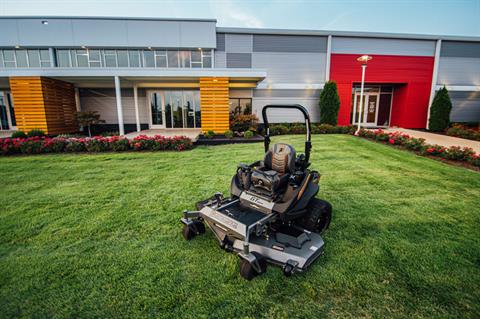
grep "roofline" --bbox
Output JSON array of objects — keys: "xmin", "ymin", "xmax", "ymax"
[
  {"xmin": 216, "ymin": 27, "xmax": 480, "ymax": 42},
  {"xmin": 0, "ymin": 16, "xmax": 217, "ymax": 23}
]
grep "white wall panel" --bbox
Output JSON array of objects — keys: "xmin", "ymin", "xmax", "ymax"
[
  {"xmin": 252, "ymin": 52, "xmax": 326, "ymax": 83},
  {"xmin": 437, "ymin": 57, "xmax": 480, "ymax": 86},
  {"xmin": 332, "ymin": 37, "xmax": 436, "ymax": 56},
  {"xmin": 214, "ymin": 52, "xmax": 226, "ymax": 68},
  {"xmin": 80, "ymin": 88, "xmax": 148, "ymax": 124}
]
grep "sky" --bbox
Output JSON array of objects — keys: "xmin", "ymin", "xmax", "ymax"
[{"xmin": 0, "ymin": 0, "xmax": 479, "ymax": 37}]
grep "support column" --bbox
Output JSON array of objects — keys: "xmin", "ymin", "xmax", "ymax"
[
  {"xmin": 426, "ymin": 39, "xmax": 442, "ymax": 130},
  {"xmin": 325, "ymin": 35, "xmax": 332, "ymax": 82},
  {"xmin": 114, "ymin": 76, "xmax": 125, "ymax": 135},
  {"xmin": 133, "ymin": 84, "xmax": 141, "ymax": 132}
]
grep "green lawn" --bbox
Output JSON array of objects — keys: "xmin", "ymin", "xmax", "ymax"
[{"xmin": 0, "ymin": 135, "xmax": 479, "ymax": 318}]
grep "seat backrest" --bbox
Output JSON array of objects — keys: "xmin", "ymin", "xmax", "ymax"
[{"xmin": 264, "ymin": 143, "xmax": 296, "ymax": 174}]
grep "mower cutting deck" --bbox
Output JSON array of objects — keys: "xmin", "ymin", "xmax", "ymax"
[{"xmin": 181, "ymin": 104, "xmax": 332, "ymax": 280}]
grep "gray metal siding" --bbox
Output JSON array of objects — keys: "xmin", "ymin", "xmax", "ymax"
[
  {"xmin": 226, "ymin": 53, "xmax": 252, "ymax": 68},
  {"xmin": 216, "ymin": 33, "xmax": 225, "ymax": 51},
  {"xmin": 225, "ymin": 34, "xmax": 253, "ymax": 53},
  {"xmin": 253, "ymin": 35, "xmax": 327, "ymax": 53},
  {"xmin": 437, "ymin": 57, "xmax": 480, "ymax": 86},
  {"xmin": 214, "ymin": 52, "xmax": 226, "ymax": 68},
  {"xmin": 441, "ymin": 41, "xmax": 480, "ymax": 58},
  {"xmin": 0, "ymin": 18, "xmax": 217, "ymax": 48},
  {"xmin": 79, "ymin": 88, "xmax": 149, "ymax": 124},
  {"xmin": 449, "ymin": 91, "xmax": 480, "ymax": 123},
  {"xmin": 252, "ymin": 52, "xmax": 326, "ymax": 83},
  {"xmin": 332, "ymin": 37, "xmax": 436, "ymax": 56},
  {"xmin": 230, "ymin": 89, "xmax": 253, "ymax": 98}
]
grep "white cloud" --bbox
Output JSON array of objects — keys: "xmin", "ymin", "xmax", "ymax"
[{"xmin": 209, "ymin": 0, "xmax": 264, "ymax": 28}]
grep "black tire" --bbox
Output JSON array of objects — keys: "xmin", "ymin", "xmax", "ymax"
[
  {"xmin": 182, "ymin": 224, "xmax": 195, "ymax": 240},
  {"xmin": 239, "ymin": 253, "xmax": 267, "ymax": 280},
  {"xmin": 297, "ymin": 198, "xmax": 332, "ymax": 234},
  {"xmin": 182, "ymin": 221, "xmax": 205, "ymax": 241},
  {"xmin": 283, "ymin": 264, "xmax": 294, "ymax": 277},
  {"xmin": 192, "ymin": 220, "xmax": 206, "ymax": 234}
]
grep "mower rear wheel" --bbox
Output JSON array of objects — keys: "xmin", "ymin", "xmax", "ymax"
[
  {"xmin": 239, "ymin": 253, "xmax": 267, "ymax": 280},
  {"xmin": 297, "ymin": 198, "xmax": 332, "ymax": 234}
]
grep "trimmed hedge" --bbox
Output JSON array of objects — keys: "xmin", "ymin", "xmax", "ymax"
[
  {"xmin": 358, "ymin": 129, "xmax": 479, "ymax": 168},
  {"xmin": 261, "ymin": 123, "xmax": 356, "ymax": 135},
  {"xmin": 0, "ymin": 135, "xmax": 193, "ymax": 156}
]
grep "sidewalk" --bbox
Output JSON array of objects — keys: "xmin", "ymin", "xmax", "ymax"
[{"xmin": 385, "ymin": 128, "xmax": 480, "ymax": 153}]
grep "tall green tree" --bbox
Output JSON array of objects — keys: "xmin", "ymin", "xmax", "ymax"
[
  {"xmin": 319, "ymin": 81, "xmax": 341, "ymax": 125},
  {"xmin": 428, "ymin": 86, "xmax": 452, "ymax": 132}
]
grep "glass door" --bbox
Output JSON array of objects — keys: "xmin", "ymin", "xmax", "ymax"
[
  {"xmin": 150, "ymin": 92, "xmax": 165, "ymax": 129},
  {"xmin": 352, "ymin": 92, "xmax": 379, "ymax": 127},
  {"xmin": 150, "ymin": 90, "xmax": 201, "ymax": 129},
  {"xmin": 0, "ymin": 91, "xmax": 15, "ymax": 131}
]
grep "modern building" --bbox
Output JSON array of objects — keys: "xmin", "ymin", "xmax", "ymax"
[{"xmin": 0, "ymin": 16, "xmax": 479, "ymax": 135}]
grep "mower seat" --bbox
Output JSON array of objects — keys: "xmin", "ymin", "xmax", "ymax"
[{"xmin": 250, "ymin": 143, "xmax": 296, "ymax": 195}]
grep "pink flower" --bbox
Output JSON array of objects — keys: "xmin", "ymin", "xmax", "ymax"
[{"xmin": 389, "ymin": 138, "xmax": 395, "ymax": 145}]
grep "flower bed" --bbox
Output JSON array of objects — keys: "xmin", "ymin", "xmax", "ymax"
[
  {"xmin": 0, "ymin": 135, "xmax": 193, "ymax": 156},
  {"xmin": 446, "ymin": 124, "xmax": 480, "ymax": 141},
  {"xmin": 357, "ymin": 129, "xmax": 479, "ymax": 168}
]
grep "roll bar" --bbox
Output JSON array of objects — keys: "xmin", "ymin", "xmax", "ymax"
[{"xmin": 261, "ymin": 104, "xmax": 312, "ymax": 164}]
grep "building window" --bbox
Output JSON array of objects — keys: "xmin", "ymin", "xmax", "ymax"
[
  {"xmin": 229, "ymin": 98, "xmax": 252, "ymax": 116},
  {"xmin": 0, "ymin": 49, "xmax": 52, "ymax": 68}
]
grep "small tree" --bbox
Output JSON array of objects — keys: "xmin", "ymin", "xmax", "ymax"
[
  {"xmin": 75, "ymin": 111, "xmax": 105, "ymax": 137},
  {"xmin": 319, "ymin": 81, "xmax": 341, "ymax": 125},
  {"xmin": 428, "ymin": 86, "xmax": 452, "ymax": 132}
]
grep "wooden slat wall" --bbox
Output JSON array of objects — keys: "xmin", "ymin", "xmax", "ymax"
[
  {"xmin": 200, "ymin": 77, "xmax": 230, "ymax": 133},
  {"xmin": 9, "ymin": 77, "xmax": 77, "ymax": 135}
]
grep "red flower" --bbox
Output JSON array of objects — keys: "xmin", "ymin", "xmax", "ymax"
[{"xmin": 389, "ymin": 138, "xmax": 395, "ymax": 145}]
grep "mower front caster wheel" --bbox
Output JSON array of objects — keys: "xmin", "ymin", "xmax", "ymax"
[
  {"xmin": 239, "ymin": 253, "xmax": 267, "ymax": 280},
  {"xmin": 182, "ymin": 221, "xmax": 205, "ymax": 240},
  {"xmin": 282, "ymin": 264, "xmax": 294, "ymax": 277}
]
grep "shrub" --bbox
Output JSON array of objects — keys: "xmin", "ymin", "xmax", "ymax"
[
  {"xmin": 290, "ymin": 124, "xmax": 306, "ymax": 134},
  {"xmin": 446, "ymin": 124, "xmax": 480, "ymax": 141},
  {"xmin": 404, "ymin": 137, "xmax": 426, "ymax": 151},
  {"xmin": 444, "ymin": 146, "xmax": 475, "ymax": 161},
  {"xmin": 428, "ymin": 87, "xmax": 452, "ymax": 132},
  {"xmin": 27, "ymin": 129, "xmax": 46, "ymax": 137},
  {"xmin": 468, "ymin": 154, "xmax": 480, "ymax": 167},
  {"xmin": 11, "ymin": 131, "xmax": 27, "ymax": 138},
  {"xmin": 423, "ymin": 144, "xmax": 447, "ymax": 157},
  {"xmin": 56, "ymin": 133, "xmax": 85, "ymax": 138},
  {"xmin": 100, "ymin": 131, "xmax": 119, "ymax": 137},
  {"xmin": 43, "ymin": 138, "xmax": 67, "ymax": 153},
  {"xmin": 269, "ymin": 124, "xmax": 289, "ymax": 136},
  {"xmin": 244, "ymin": 130, "xmax": 254, "ymax": 139},
  {"xmin": 224, "ymin": 130, "xmax": 234, "ymax": 138},
  {"xmin": 19, "ymin": 138, "xmax": 44, "ymax": 154},
  {"xmin": 76, "ymin": 111, "xmax": 105, "ymax": 137},
  {"xmin": 314, "ymin": 124, "xmax": 335, "ymax": 134},
  {"xmin": 204, "ymin": 130, "xmax": 215, "ymax": 139},
  {"xmin": 109, "ymin": 137, "xmax": 131, "ymax": 152},
  {"xmin": 65, "ymin": 139, "xmax": 87, "ymax": 152},
  {"xmin": 230, "ymin": 114, "xmax": 258, "ymax": 132},
  {"xmin": 319, "ymin": 81, "xmax": 341, "ymax": 125}
]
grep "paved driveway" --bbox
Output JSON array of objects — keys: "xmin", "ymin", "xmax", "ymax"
[{"xmin": 385, "ymin": 128, "xmax": 480, "ymax": 153}]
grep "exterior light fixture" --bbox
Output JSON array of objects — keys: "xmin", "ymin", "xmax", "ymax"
[
  {"xmin": 15, "ymin": 45, "xmax": 20, "ymax": 49},
  {"xmin": 41, "ymin": 20, "xmax": 49, "ymax": 25},
  {"xmin": 81, "ymin": 45, "xmax": 86, "ymax": 49},
  {"xmin": 198, "ymin": 48, "xmax": 202, "ymax": 50},
  {"xmin": 213, "ymin": 78, "xmax": 218, "ymax": 82},
  {"xmin": 356, "ymin": 55, "xmax": 372, "ymax": 65},
  {"xmin": 148, "ymin": 47, "xmax": 152, "ymax": 50},
  {"xmin": 355, "ymin": 55, "xmax": 373, "ymax": 135}
]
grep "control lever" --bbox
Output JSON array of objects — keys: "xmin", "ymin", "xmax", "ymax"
[{"xmin": 214, "ymin": 192, "xmax": 224, "ymax": 206}]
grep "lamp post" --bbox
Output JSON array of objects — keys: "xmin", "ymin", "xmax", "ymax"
[{"xmin": 355, "ymin": 55, "xmax": 372, "ymax": 135}]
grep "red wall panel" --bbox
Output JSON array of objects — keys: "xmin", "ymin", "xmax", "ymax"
[{"xmin": 330, "ymin": 54, "xmax": 434, "ymax": 128}]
